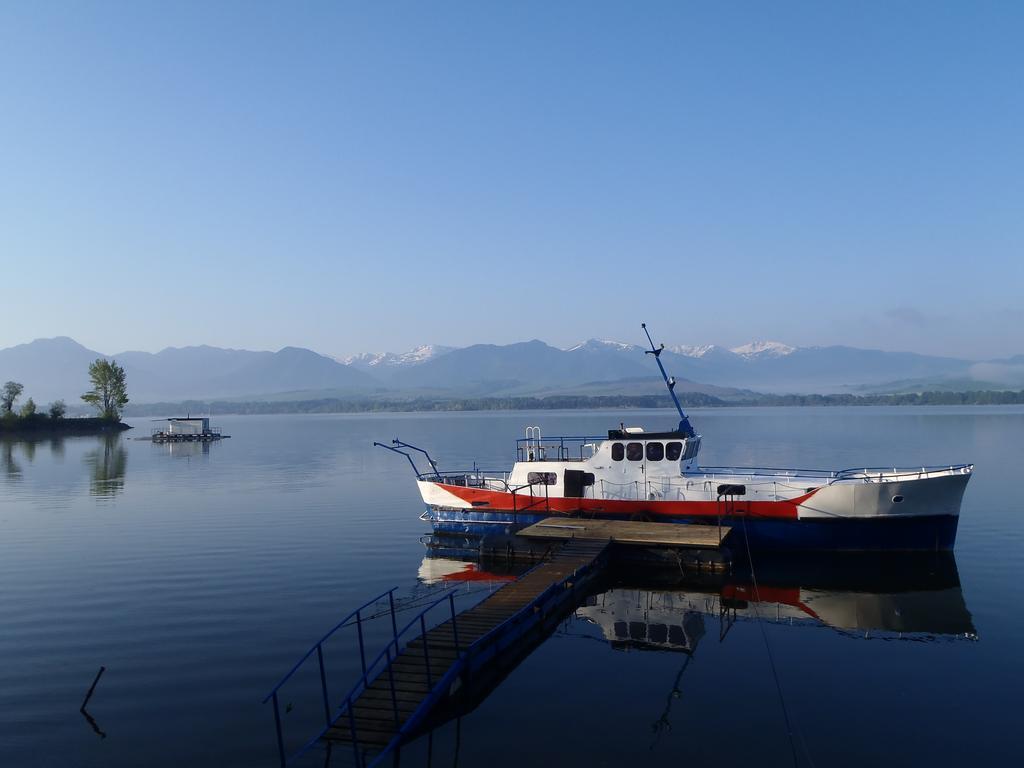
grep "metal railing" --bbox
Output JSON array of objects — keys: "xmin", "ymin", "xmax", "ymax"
[
  {"xmin": 263, "ymin": 544, "xmax": 609, "ymax": 767},
  {"xmin": 149, "ymin": 426, "xmax": 222, "ymax": 437},
  {"xmin": 516, "ymin": 435, "xmax": 605, "ymax": 463},
  {"xmin": 433, "ymin": 469, "xmax": 512, "ymax": 491},
  {"xmin": 696, "ymin": 464, "xmax": 973, "ymax": 485},
  {"xmin": 263, "ymin": 587, "xmax": 463, "ymax": 767}
]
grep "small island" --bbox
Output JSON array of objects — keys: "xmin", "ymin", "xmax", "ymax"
[{"xmin": 0, "ymin": 359, "xmax": 132, "ymax": 437}]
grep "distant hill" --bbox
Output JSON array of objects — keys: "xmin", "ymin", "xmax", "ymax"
[
  {"xmin": 0, "ymin": 338, "xmax": 378, "ymax": 404},
  {"xmin": 2, "ymin": 335, "xmax": 1019, "ymax": 406},
  {"xmin": 0, "ymin": 337, "xmax": 106, "ymax": 404}
]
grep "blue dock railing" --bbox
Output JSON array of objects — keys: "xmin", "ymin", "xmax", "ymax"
[{"xmin": 262, "ymin": 586, "xmax": 462, "ymax": 767}]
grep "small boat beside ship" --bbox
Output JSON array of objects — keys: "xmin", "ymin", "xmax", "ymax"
[{"xmin": 378, "ymin": 325, "xmax": 973, "ymax": 551}]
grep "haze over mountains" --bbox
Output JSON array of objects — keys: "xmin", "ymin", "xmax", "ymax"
[{"xmin": 1, "ymin": 336, "xmax": 1021, "ymax": 407}]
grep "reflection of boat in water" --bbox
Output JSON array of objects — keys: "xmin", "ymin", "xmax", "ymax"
[
  {"xmin": 416, "ymin": 557, "xmax": 518, "ymax": 584},
  {"xmin": 154, "ymin": 438, "xmax": 216, "ymax": 458},
  {"xmin": 577, "ymin": 590, "xmax": 707, "ymax": 652},
  {"xmin": 420, "ymin": 542, "xmax": 976, "ymax": 643},
  {"xmin": 579, "ymin": 552, "xmax": 977, "ymax": 642}
]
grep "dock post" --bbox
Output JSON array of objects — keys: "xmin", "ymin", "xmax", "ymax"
[{"xmin": 317, "ymin": 643, "xmax": 330, "ymax": 728}]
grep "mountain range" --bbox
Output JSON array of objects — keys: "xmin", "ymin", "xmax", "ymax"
[{"xmin": 1, "ymin": 336, "xmax": 1021, "ymax": 407}]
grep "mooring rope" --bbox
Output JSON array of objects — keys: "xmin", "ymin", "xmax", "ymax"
[{"xmin": 740, "ymin": 515, "xmax": 806, "ymax": 768}]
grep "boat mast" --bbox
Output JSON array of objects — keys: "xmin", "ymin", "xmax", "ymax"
[{"xmin": 641, "ymin": 323, "xmax": 696, "ymax": 437}]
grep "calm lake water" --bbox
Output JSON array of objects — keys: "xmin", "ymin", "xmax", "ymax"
[{"xmin": 1, "ymin": 407, "xmax": 1022, "ymax": 767}]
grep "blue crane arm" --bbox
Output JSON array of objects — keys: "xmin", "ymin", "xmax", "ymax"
[{"xmin": 641, "ymin": 323, "xmax": 696, "ymax": 437}]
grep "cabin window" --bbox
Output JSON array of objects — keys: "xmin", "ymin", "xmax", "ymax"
[
  {"xmin": 666, "ymin": 442, "xmax": 683, "ymax": 461},
  {"xmin": 611, "ymin": 443, "xmax": 624, "ymax": 461},
  {"xmin": 582, "ymin": 472, "xmax": 595, "ymax": 486},
  {"xmin": 527, "ymin": 472, "xmax": 557, "ymax": 485},
  {"xmin": 646, "ymin": 442, "xmax": 664, "ymax": 461},
  {"xmin": 626, "ymin": 442, "xmax": 643, "ymax": 461}
]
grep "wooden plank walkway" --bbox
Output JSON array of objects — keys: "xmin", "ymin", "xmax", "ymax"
[
  {"xmin": 517, "ymin": 518, "xmax": 730, "ymax": 548},
  {"xmin": 323, "ymin": 538, "xmax": 609, "ymax": 759}
]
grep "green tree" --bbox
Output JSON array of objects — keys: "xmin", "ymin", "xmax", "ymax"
[
  {"xmin": 19, "ymin": 397, "xmax": 36, "ymax": 418},
  {"xmin": 1, "ymin": 381, "xmax": 23, "ymax": 414},
  {"xmin": 81, "ymin": 359, "xmax": 129, "ymax": 420},
  {"xmin": 48, "ymin": 400, "xmax": 66, "ymax": 419}
]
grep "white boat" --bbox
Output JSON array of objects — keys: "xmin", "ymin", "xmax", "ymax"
[{"xmin": 379, "ymin": 325, "xmax": 973, "ymax": 551}]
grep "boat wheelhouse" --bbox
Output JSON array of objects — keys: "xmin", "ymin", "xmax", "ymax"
[{"xmin": 377, "ymin": 325, "xmax": 973, "ymax": 551}]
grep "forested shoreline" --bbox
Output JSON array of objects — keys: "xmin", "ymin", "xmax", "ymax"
[{"xmin": 119, "ymin": 389, "xmax": 1024, "ymax": 417}]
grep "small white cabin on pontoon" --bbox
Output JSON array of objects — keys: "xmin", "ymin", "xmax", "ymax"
[{"xmin": 151, "ymin": 417, "xmax": 225, "ymax": 442}]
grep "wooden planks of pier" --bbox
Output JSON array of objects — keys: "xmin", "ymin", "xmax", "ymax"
[
  {"xmin": 323, "ymin": 538, "xmax": 609, "ymax": 759},
  {"xmin": 516, "ymin": 518, "xmax": 731, "ymax": 548}
]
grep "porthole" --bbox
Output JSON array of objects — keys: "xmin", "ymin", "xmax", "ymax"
[{"xmin": 892, "ymin": 495, "xmax": 904, "ymax": 503}]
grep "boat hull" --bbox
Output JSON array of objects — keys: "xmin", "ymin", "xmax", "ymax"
[{"xmin": 423, "ymin": 507, "xmax": 960, "ymax": 551}]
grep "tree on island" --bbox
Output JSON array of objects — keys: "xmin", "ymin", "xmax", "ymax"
[
  {"xmin": 20, "ymin": 397, "xmax": 36, "ymax": 418},
  {"xmin": 2, "ymin": 381, "xmax": 23, "ymax": 414},
  {"xmin": 49, "ymin": 400, "xmax": 66, "ymax": 420},
  {"xmin": 81, "ymin": 359, "xmax": 129, "ymax": 421}
]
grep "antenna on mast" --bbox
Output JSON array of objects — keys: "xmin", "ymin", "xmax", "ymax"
[{"xmin": 641, "ymin": 323, "xmax": 695, "ymax": 437}]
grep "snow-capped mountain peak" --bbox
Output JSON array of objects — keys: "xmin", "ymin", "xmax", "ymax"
[
  {"xmin": 341, "ymin": 345, "xmax": 454, "ymax": 368},
  {"xmin": 730, "ymin": 340, "xmax": 797, "ymax": 358},
  {"xmin": 338, "ymin": 351, "xmax": 388, "ymax": 366},
  {"xmin": 669, "ymin": 344, "xmax": 720, "ymax": 358},
  {"xmin": 397, "ymin": 344, "xmax": 454, "ymax": 364},
  {"xmin": 565, "ymin": 339, "xmax": 636, "ymax": 353}
]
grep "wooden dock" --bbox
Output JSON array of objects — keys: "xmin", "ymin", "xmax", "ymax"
[
  {"xmin": 266, "ymin": 520, "xmax": 733, "ymax": 766},
  {"xmin": 517, "ymin": 518, "xmax": 731, "ymax": 548},
  {"xmin": 322, "ymin": 539, "xmax": 610, "ymax": 762}
]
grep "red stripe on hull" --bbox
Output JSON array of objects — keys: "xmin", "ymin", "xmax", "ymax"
[{"xmin": 433, "ymin": 483, "xmax": 812, "ymax": 520}]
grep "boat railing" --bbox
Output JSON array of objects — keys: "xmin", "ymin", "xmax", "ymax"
[
  {"xmin": 829, "ymin": 464, "xmax": 973, "ymax": 483},
  {"xmin": 434, "ymin": 470, "xmax": 512, "ymax": 491},
  {"xmin": 696, "ymin": 464, "xmax": 973, "ymax": 485},
  {"xmin": 516, "ymin": 435, "xmax": 605, "ymax": 463},
  {"xmin": 509, "ymin": 479, "xmax": 552, "ymax": 512}
]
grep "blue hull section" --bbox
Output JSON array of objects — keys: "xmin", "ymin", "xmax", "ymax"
[{"xmin": 425, "ymin": 508, "xmax": 960, "ymax": 552}]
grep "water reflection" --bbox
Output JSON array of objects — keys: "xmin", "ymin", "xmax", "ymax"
[
  {"xmin": 581, "ymin": 552, "xmax": 977, "ymax": 642},
  {"xmin": 83, "ymin": 435, "xmax": 128, "ymax": 497},
  {"xmin": 153, "ymin": 439, "xmax": 214, "ymax": 459},
  {"xmin": 1, "ymin": 439, "xmax": 22, "ymax": 479},
  {"xmin": 421, "ymin": 546, "xmax": 976, "ymax": 642},
  {"xmin": 400, "ymin": 545, "xmax": 976, "ymax": 763}
]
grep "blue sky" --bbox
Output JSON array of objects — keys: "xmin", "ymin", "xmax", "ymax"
[{"xmin": 1, "ymin": 1, "xmax": 1021, "ymax": 360}]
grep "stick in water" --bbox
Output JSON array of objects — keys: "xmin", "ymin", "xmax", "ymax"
[{"xmin": 81, "ymin": 666, "xmax": 106, "ymax": 711}]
